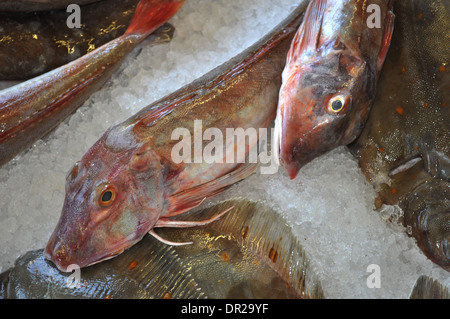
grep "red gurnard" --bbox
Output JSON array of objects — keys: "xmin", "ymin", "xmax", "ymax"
[
  {"xmin": 0, "ymin": 0, "xmax": 184, "ymax": 167},
  {"xmin": 44, "ymin": 2, "xmax": 309, "ymax": 272},
  {"xmin": 274, "ymin": 0, "xmax": 395, "ymax": 179}
]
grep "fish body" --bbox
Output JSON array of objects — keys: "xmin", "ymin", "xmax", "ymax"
[
  {"xmin": 350, "ymin": 0, "xmax": 449, "ymax": 270},
  {"xmin": 0, "ymin": 0, "xmax": 101, "ymax": 12},
  {"xmin": 0, "ymin": 0, "xmax": 183, "ymax": 167},
  {"xmin": 0, "ymin": 0, "xmax": 140, "ymax": 81},
  {"xmin": 274, "ymin": 0, "xmax": 394, "ymax": 179},
  {"xmin": 44, "ymin": 2, "xmax": 309, "ymax": 272}
]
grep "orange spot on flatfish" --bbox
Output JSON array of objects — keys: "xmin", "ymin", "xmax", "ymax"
[
  {"xmin": 221, "ymin": 252, "xmax": 230, "ymax": 262},
  {"xmin": 129, "ymin": 261, "xmax": 138, "ymax": 270},
  {"xmin": 423, "ymin": 102, "xmax": 429, "ymax": 108},
  {"xmin": 268, "ymin": 247, "xmax": 278, "ymax": 263},
  {"xmin": 396, "ymin": 107, "xmax": 404, "ymax": 115},
  {"xmin": 241, "ymin": 226, "xmax": 249, "ymax": 239},
  {"xmin": 439, "ymin": 65, "xmax": 446, "ymax": 72},
  {"xmin": 391, "ymin": 188, "xmax": 397, "ymax": 195},
  {"xmin": 417, "ymin": 13, "xmax": 423, "ymax": 20}
]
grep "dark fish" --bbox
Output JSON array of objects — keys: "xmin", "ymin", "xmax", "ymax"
[
  {"xmin": 0, "ymin": 0, "xmax": 101, "ymax": 12},
  {"xmin": 273, "ymin": 0, "xmax": 395, "ymax": 179},
  {"xmin": 0, "ymin": 0, "xmax": 140, "ymax": 80},
  {"xmin": 409, "ymin": 275, "xmax": 449, "ymax": 299},
  {"xmin": 1, "ymin": 199, "xmax": 323, "ymax": 299},
  {"xmin": 44, "ymin": 1, "xmax": 310, "ymax": 272},
  {"xmin": 0, "ymin": 0, "xmax": 183, "ymax": 168},
  {"xmin": 349, "ymin": 0, "xmax": 449, "ymax": 271}
]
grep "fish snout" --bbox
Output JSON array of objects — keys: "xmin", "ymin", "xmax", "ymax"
[{"xmin": 44, "ymin": 236, "xmax": 73, "ymax": 273}]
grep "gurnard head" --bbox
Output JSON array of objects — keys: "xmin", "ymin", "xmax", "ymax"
[
  {"xmin": 274, "ymin": 0, "xmax": 375, "ymax": 179},
  {"xmin": 44, "ymin": 125, "xmax": 165, "ymax": 272}
]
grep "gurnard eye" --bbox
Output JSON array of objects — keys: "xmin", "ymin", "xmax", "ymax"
[
  {"xmin": 328, "ymin": 95, "xmax": 350, "ymax": 114},
  {"xmin": 98, "ymin": 185, "xmax": 116, "ymax": 207}
]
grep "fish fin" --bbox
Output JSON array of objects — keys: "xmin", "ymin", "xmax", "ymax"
[
  {"xmin": 410, "ymin": 275, "xmax": 450, "ymax": 299},
  {"xmin": 155, "ymin": 206, "xmax": 234, "ymax": 228},
  {"xmin": 149, "ymin": 229, "xmax": 193, "ymax": 246},
  {"xmin": 139, "ymin": 22, "xmax": 175, "ymax": 46},
  {"xmin": 165, "ymin": 163, "xmax": 258, "ymax": 217},
  {"xmin": 286, "ymin": 0, "xmax": 327, "ymax": 64},
  {"xmin": 377, "ymin": 9, "xmax": 395, "ymax": 72},
  {"xmin": 124, "ymin": 0, "xmax": 184, "ymax": 37}
]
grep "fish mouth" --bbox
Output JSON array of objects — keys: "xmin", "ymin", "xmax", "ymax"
[
  {"xmin": 273, "ymin": 112, "xmax": 319, "ymax": 179},
  {"xmin": 273, "ymin": 105, "xmax": 303, "ymax": 179}
]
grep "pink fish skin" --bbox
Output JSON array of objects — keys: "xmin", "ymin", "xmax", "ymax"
[
  {"xmin": 44, "ymin": 2, "xmax": 309, "ymax": 272},
  {"xmin": 0, "ymin": 0, "xmax": 183, "ymax": 167},
  {"xmin": 273, "ymin": 0, "xmax": 395, "ymax": 179}
]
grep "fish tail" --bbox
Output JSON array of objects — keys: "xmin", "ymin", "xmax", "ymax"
[{"xmin": 124, "ymin": 0, "xmax": 185, "ymax": 37}]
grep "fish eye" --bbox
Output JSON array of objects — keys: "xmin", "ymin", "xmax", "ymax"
[
  {"xmin": 98, "ymin": 185, "xmax": 116, "ymax": 207},
  {"xmin": 328, "ymin": 95, "xmax": 350, "ymax": 114}
]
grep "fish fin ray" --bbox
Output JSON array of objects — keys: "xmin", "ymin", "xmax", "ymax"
[
  {"xmin": 155, "ymin": 206, "xmax": 233, "ymax": 228},
  {"xmin": 124, "ymin": 0, "xmax": 184, "ymax": 37},
  {"xmin": 149, "ymin": 229, "xmax": 193, "ymax": 246},
  {"xmin": 165, "ymin": 163, "xmax": 257, "ymax": 217},
  {"xmin": 287, "ymin": 0, "xmax": 327, "ymax": 64},
  {"xmin": 377, "ymin": 9, "xmax": 395, "ymax": 72}
]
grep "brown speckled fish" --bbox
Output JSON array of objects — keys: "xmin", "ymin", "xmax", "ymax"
[
  {"xmin": 274, "ymin": 0, "xmax": 395, "ymax": 179},
  {"xmin": 44, "ymin": 2, "xmax": 309, "ymax": 272},
  {"xmin": 350, "ymin": 0, "xmax": 449, "ymax": 271},
  {"xmin": 0, "ymin": 0, "xmax": 183, "ymax": 167}
]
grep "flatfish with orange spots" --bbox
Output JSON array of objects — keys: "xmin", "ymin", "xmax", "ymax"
[
  {"xmin": 0, "ymin": 199, "xmax": 323, "ymax": 299},
  {"xmin": 349, "ymin": 0, "xmax": 449, "ymax": 271}
]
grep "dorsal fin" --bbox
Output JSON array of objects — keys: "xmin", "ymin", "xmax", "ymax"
[{"xmin": 286, "ymin": 0, "xmax": 327, "ymax": 65}]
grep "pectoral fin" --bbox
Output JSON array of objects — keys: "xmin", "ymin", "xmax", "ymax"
[
  {"xmin": 165, "ymin": 163, "xmax": 258, "ymax": 218},
  {"xmin": 377, "ymin": 9, "xmax": 395, "ymax": 72}
]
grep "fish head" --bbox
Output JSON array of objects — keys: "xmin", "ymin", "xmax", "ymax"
[
  {"xmin": 404, "ymin": 180, "xmax": 450, "ymax": 271},
  {"xmin": 274, "ymin": 35, "xmax": 374, "ymax": 179},
  {"xmin": 45, "ymin": 126, "xmax": 166, "ymax": 272}
]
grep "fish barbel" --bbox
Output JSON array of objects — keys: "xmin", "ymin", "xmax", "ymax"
[
  {"xmin": 274, "ymin": 0, "xmax": 395, "ymax": 179},
  {"xmin": 0, "ymin": 0, "xmax": 184, "ymax": 167},
  {"xmin": 44, "ymin": 1, "xmax": 309, "ymax": 272}
]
